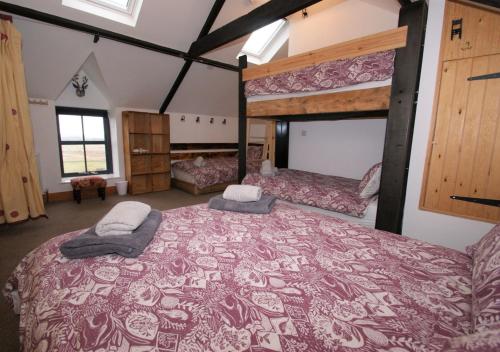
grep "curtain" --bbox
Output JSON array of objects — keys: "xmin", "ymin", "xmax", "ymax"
[{"xmin": 0, "ymin": 19, "xmax": 45, "ymax": 224}]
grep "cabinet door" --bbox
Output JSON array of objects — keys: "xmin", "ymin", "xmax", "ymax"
[
  {"xmin": 422, "ymin": 54, "xmax": 500, "ymax": 222},
  {"xmin": 442, "ymin": 1, "xmax": 500, "ymax": 61}
]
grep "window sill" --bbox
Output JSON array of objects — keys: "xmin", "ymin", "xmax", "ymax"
[{"xmin": 61, "ymin": 174, "xmax": 121, "ymax": 184}]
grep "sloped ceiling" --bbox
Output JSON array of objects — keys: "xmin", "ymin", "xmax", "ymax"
[{"xmin": 5, "ymin": 0, "xmax": 261, "ymax": 116}]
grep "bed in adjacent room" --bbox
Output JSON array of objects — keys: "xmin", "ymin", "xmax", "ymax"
[
  {"xmin": 243, "ymin": 164, "xmax": 381, "ymax": 228},
  {"xmin": 5, "ymin": 202, "xmax": 499, "ymax": 352}
]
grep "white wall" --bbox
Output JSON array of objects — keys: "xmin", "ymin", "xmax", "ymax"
[
  {"xmin": 289, "ymin": 120, "xmax": 386, "ymax": 178},
  {"xmin": 402, "ymin": 0, "xmax": 494, "ymax": 251},
  {"xmin": 30, "ymin": 79, "xmax": 238, "ymax": 194},
  {"xmin": 287, "ymin": 0, "xmax": 399, "ymax": 179}
]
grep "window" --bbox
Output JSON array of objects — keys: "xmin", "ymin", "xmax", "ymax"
[
  {"xmin": 62, "ymin": 0, "xmax": 143, "ymax": 26},
  {"xmin": 56, "ymin": 107, "xmax": 113, "ymax": 177},
  {"xmin": 237, "ymin": 19, "xmax": 289, "ymax": 65}
]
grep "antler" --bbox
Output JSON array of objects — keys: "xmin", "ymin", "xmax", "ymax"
[
  {"xmin": 72, "ymin": 74, "xmax": 80, "ymax": 89},
  {"xmin": 82, "ymin": 76, "xmax": 88, "ymax": 89}
]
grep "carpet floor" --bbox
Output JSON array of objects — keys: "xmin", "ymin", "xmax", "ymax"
[{"xmin": 0, "ymin": 189, "xmax": 215, "ymax": 351}]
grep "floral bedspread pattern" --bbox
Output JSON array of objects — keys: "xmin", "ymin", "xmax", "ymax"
[
  {"xmin": 245, "ymin": 50, "xmax": 395, "ymax": 97},
  {"xmin": 243, "ymin": 169, "xmax": 372, "ymax": 217},
  {"xmin": 173, "ymin": 157, "xmax": 260, "ymax": 188},
  {"xmin": 4, "ymin": 203, "xmax": 472, "ymax": 352}
]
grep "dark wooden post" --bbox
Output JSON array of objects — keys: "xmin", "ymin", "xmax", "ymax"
[
  {"xmin": 275, "ymin": 121, "xmax": 289, "ymax": 168},
  {"xmin": 375, "ymin": 0, "xmax": 428, "ymax": 234},
  {"xmin": 238, "ymin": 55, "xmax": 248, "ymax": 183}
]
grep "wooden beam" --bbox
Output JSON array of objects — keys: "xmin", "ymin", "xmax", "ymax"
[
  {"xmin": 159, "ymin": 0, "xmax": 226, "ymax": 113},
  {"xmin": 375, "ymin": 0, "xmax": 428, "ymax": 234},
  {"xmin": 465, "ymin": 0, "xmax": 500, "ymax": 9},
  {"xmin": 238, "ymin": 56, "xmax": 248, "ymax": 183},
  {"xmin": 243, "ymin": 26, "xmax": 408, "ymax": 81},
  {"xmin": 190, "ymin": 0, "xmax": 322, "ymax": 56},
  {"xmin": 0, "ymin": 1, "xmax": 238, "ymax": 72},
  {"xmin": 247, "ymin": 86, "xmax": 391, "ymax": 117},
  {"xmin": 398, "ymin": 0, "xmax": 412, "ymax": 7}
]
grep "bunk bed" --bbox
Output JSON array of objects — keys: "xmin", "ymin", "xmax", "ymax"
[
  {"xmin": 171, "ymin": 120, "xmax": 276, "ymax": 195},
  {"xmin": 237, "ymin": 1, "xmax": 427, "ymax": 234}
]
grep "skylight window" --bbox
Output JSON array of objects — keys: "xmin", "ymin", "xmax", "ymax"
[
  {"xmin": 238, "ymin": 19, "xmax": 289, "ymax": 65},
  {"xmin": 62, "ymin": 0, "xmax": 143, "ymax": 27}
]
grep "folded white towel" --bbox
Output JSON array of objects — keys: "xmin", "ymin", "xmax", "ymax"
[
  {"xmin": 193, "ymin": 156, "xmax": 206, "ymax": 167},
  {"xmin": 95, "ymin": 201, "xmax": 152, "ymax": 236},
  {"xmin": 223, "ymin": 185, "xmax": 262, "ymax": 202},
  {"xmin": 261, "ymin": 168, "xmax": 278, "ymax": 177}
]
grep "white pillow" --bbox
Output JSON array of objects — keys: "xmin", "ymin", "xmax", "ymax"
[{"xmin": 358, "ymin": 163, "xmax": 382, "ymax": 198}]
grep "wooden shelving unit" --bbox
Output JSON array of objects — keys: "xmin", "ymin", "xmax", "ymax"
[{"xmin": 122, "ymin": 111, "xmax": 171, "ymax": 195}]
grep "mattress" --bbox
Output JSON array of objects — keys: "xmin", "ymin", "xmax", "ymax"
[
  {"xmin": 280, "ymin": 197, "xmax": 379, "ymax": 228},
  {"xmin": 243, "ymin": 169, "xmax": 373, "ymax": 217},
  {"xmin": 4, "ymin": 203, "xmax": 472, "ymax": 351},
  {"xmin": 247, "ymin": 79, "xmax": 392, "ymax": 102}
]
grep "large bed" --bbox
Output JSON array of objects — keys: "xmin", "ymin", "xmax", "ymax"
[
  {"xmin": 243, "ymin": 168, "xmax": 379, "ymax": 228},
  {"xmin": 5, "ymin": 202, "xmax": 499, "ymax": 351}
]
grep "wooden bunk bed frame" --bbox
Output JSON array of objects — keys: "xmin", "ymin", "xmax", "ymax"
[{"xmin": 238, "ymin": 1, "xmax": 428, "ymax": 235}]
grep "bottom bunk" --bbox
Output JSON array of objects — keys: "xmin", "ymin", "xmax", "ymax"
[{"xmin": 242, "ymin": 164, "xmax": 381, "ymax": 227}]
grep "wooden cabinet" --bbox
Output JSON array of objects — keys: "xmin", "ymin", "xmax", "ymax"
[
  {"xmin": 122, "ymin": 111, "xmax": 171, "ymax": 195},
  {"xmin": 421, "ymin": 1, "xmax": 500, "ymax": 223}
]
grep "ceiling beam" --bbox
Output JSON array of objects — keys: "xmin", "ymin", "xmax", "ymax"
[
  {"xmin": 190, "ymin": 0, "xmax": 323, "ymax": 56},
  {"xmin": 0, "ymin": 1, "xmax": 239, "ymax": 72},
  {"xmin": 398, "ymin": 0, "xmax": 412, "ymax": 7},
  {"xmin": 159, "ymin": 0, "xmax": 226, "ymax": 114}
]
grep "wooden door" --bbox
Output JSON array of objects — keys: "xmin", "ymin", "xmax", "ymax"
[{"xmin": 422, "ymin": 54, "xmax": 500, "ymax": 222}]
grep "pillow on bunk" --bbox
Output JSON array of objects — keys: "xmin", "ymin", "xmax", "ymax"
[
  {"xmin": 358, "ymin": 163, "xmax": 382, "ymax": 198},
  {"xmin": 470, "ymin": 223, "xmax": 500, "ymax": 333},
  {"xmin": 247, "ymin": 145, "xmax": 263, "ymax": 160}
]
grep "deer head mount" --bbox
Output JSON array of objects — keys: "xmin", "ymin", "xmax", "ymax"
[{"xmin": 72, "ymin": 74, "xmax": 88, "ymax": 97}]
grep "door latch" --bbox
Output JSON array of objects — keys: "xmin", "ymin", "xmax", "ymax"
[{"xmin": 451, "ymin": 18, "xmax": 462, "ymax": 40}]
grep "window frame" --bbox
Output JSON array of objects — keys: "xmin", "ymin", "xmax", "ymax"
[{"xmin": 56, "ymin": 106, "xmax": 113, "ymax": 177}]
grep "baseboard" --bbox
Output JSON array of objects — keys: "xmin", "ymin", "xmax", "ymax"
[{"xmin": 48, "ymin": 186, "xmax": 117, "ymax": 202}]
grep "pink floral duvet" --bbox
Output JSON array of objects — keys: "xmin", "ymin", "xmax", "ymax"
[
  {"xmin": 4, "ymin": 203, "xmax": 472, "ymax": 352},
  {"xmin": 243, "ymin": 169, "xmax": 372, "ymax": 217},
  {"xmin": 173, "ymin": 157, "xmax": 260, "ymax": 189}
]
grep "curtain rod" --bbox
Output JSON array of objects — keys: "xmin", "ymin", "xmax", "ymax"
[{"xmin": 0, "ymin": 2, "xmax": 239, "ymax": 72}]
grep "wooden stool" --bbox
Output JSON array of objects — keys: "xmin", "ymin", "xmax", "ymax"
[{"xmin": 70, "ymin": 176, "xmax": 107, "ymax": 204}]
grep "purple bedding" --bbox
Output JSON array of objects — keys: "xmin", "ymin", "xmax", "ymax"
[
  {"xmin": 243, "ymin": 169, "xmax": 372, "ymax": 217},
  {"xmin": 3, "ymin": 203, "xmax": 472, "ymax": 352},
  {"xmin": 245, "ymin": 50, "xmax": 395, "ymax": 97},
  {"xmin": 172, "ymin": 157, "xmax": 260, "ymax": 189}
]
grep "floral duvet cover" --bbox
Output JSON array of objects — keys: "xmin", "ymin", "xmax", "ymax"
[{"xmin": 4, "ymin": 203, "xmax": 472, "ymax": 352}]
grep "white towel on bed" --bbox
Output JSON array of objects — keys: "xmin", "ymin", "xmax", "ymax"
[
  {"xmin": 95, "ymin": 201, "xmax": 152, "ymax": 236},
  {"xmin": 223, "ymin": 185, "xmax": 262, "ymax": 202},
  {"xmin": 193, "ymin": 156, "xmax": 206, "ymax": 167}
]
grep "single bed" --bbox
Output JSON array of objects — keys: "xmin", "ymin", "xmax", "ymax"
[
  {"xmin": 172, "ymin": 155, "xmax": 261, "ymax": 195},
  {"xmin": 243, "ymin": 168, "xmax": 380, "ymax": 227},
  {"xmin": 5, "ymin": 202, "xmax": 499, "ymax": 352}
]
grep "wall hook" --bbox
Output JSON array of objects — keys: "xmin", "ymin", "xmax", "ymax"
[
  {"xmin": 210, "ymin": 118, "xmax": 214, "ymax": 124},
  {"xmin": 180, "ymin": 115, "xmax": 185, "ymax": 122},
  {"xmin": 222, "ymin": 119, "xmax": 227, "ymax": 125},
  {"xmin": 196, "ymin": 116, "xmax": 200, "ymax": 123}
]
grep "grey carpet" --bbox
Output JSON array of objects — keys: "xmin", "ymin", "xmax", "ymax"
[{"xmin": 0, "ymin": 189, "xmax": 215, "ymax": 351}]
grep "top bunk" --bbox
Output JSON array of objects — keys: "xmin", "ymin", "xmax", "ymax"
[{"xmin": 242, "ymin": 26, "xmax": 408, "ymax": 119}]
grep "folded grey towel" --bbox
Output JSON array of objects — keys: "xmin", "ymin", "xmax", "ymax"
[
  {"xmin": 60, "ymin": 210, "xmax": 162, "ymax": 259},
  {"xmin": 208, "ymin": 194, "xmax": 277, "ymax": 214}
]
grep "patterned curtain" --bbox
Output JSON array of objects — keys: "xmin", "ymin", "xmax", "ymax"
[{"xmin": 0, "ymin": 19, "xmax": 45, "ymax": 224}]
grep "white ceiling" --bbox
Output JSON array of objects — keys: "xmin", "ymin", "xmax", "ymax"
[{"xmin": 5, "ymin": 0, "xmax": 266, "ymax": 116}]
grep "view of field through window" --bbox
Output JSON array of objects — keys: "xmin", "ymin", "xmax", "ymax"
[{"xmin": 58, "ymin": 114, "xmax": 108, "ymax": 174}]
